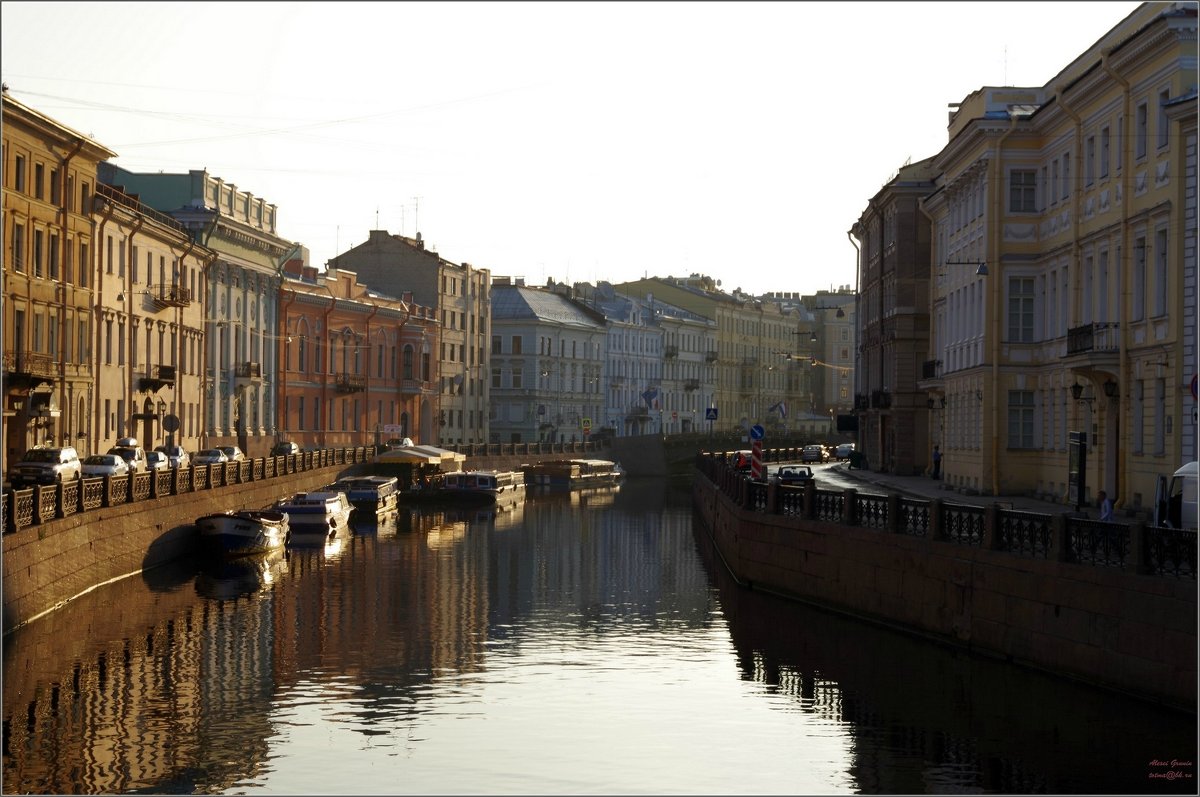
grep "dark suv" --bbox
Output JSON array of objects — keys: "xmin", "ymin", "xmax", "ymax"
[{"xmin": 271, "ymin": 441, "xmax": 300, "ymax": 456}]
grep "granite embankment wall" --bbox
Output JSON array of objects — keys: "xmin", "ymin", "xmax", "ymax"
[
  {"xmin": 693, "ymin": 463, "xmax": 1197, "ymax": 711},
  {"xmin": 2, "ymin": 455, "xmax": 365, "ymax": 634}
]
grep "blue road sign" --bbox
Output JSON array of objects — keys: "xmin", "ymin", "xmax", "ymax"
[
  {"xmin": 750, "ymin": 424, "xmax": 765, "ymax": 440},
  {"xmin": 705, "ymin": 408, "xmax": 719, "ymax": 420}
]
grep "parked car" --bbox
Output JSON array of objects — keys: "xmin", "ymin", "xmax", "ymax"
[
  {"xmin": 81, "ymin": 454, "xmax": 131, "ymax": 478},
  {"xmin": 384, "ymin": 437, "xmax": 414, "ymax": 450},
  {"xmin": 193, "ymin": 449, "xmax": 229, "ymax": 466},
  {"xmin": 835, "ymin": 443, "xmax": 855, "ymax": 461},
  {"xmin": 145, "ymin": 451, "xmax": 170, "ymax": 471},
  {"xmin": 271, "ymin": 441, "xmax": 300, "ymax": 457},
  {"xmin": 153, "ymin": 444, "xmax": 190, "ymax": 469},
  {"xmin": 10, "ymin": 446, "xmax": 83, "ymax": 487},
  {"xmin": 774, "ymin": 465, "xmax": 813, "ymax": 486},
  {"xmin": 107, "ymin": 443, "xmax": 148, "ymax": 473},
  {"xmin": 219, "ymin": 445, "xmax": 247, "ymax": 462},
  {"xmin": 800, "ymin": 444, "xmax": 829, "ymax": 464}
]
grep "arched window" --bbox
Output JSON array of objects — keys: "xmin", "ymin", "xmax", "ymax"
[{"xmin": 402, "ymin": 345, "xmax": 415, "ymax": 380}]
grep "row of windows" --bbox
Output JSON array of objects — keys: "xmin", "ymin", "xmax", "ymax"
[
  {"xmin": 1005, "ymin": 381, "xmax": 1168, "ymax": 455},
  {"xmin": 1004, "ymin": 229, "xmax": 1170, "ymax": 343},
  {"xmin": 1008, "ymin": 91, "xmax": 1174, "ymax": 214},
  {"xmin": 6, "ymin": 151, "xmax": 93, "ymax": 213},
  {"xmin": 286, "ymin": 340, "xmax": 431, "ymax": 381}
]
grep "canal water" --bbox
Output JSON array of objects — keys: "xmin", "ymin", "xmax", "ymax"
[{"xmin": 2, "ymin": 477, "xmax": 1195, "ymax": 794}]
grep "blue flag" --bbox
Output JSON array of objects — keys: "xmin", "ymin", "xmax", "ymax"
[
  {"xmin": 767, "ymin": 401, "xmax": 788, "ymax": 419},
  {"xmin": 642, "ymin": 387, "xmax": 658, "ymax": 408}
]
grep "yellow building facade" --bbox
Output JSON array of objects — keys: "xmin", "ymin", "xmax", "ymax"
[
  {"xmin": 2, "ymin": 91, "xmax": 116, "ymax": 472},
  {"xmin": 919, "ymin": 3, "xmax": 1196, "ymax": 511}
]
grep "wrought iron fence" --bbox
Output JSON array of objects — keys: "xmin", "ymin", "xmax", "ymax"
[
  {"xmin": 1068, "ymin": 519, "xmax": 1128, "ymax": 569},
  {"xmin": 943, "ymin": 504, "xmax": 985, "ymax": 547},
  {"xmin": 998, "ymin": 510, "xmax": 1053, "ymax": 559},
  {"xmin": 4, "ymin": 446, "xmax": 377, "ymax": 535}
]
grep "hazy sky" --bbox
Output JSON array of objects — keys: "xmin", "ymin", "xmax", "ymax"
[{"xmin": 2, "ymin": 1, "xmax": 1144, "ymax": 296}]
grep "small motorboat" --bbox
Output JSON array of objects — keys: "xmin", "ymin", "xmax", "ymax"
[
  {"xmin": 196, "ymin": 509, "xmax": 290, "ymax": 557},
  {"xmin": 521, "ymin": 459, "xmax": 624, "ymax": 489},
  {"xmin": 275, "ymin": 489, "xmax": 353, "ymax": 545},
  {"xmin": 329, "ymin": 475, "xmax": 400, "ymax": 514},
  {"xmin": 437, "ymin": 470, "xmax": 526, "ymax": 507}
]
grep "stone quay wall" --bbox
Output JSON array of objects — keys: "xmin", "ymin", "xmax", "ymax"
[
  {"xmin": 2, "ymin": 448, "xmax": 373, "ymax": 634},
  {"xmin": 693, "ymin": 454, "xmax": 1197, "ymax": 711}
]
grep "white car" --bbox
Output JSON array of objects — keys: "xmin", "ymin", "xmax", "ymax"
[
  {"xmin": 193, "ymin": 449, "xmax": 229, "ymax": 466},
  {"xmin": 108, "ymin": 444, "xmax": 148, "ymax": 473},
  {"xmin": 145, "ymin": 451, "xmax": 170, "ymax": 471},
  {"xmin": 154, "ymin": 445, "xmax": 190, "ymax": 469},
  {"xmin": 81, "ymin": 454, "xmax": 131, "ymax": 478},
  {"xmin": 219, "ymin": 445, "xmax": 247, "ymax": 462}
]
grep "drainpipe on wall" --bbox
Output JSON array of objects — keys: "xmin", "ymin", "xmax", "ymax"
[
  {"xmin": 990, "ymin": 113, "xmax": 1020, "ymax": 497},
  {"xmin": 279, "ymin": 286, "xmax": 297, "ymax": 440},
  {"xmin": 124, "ymin": 215, "xmax": 144, "ymax": 438},
  {"xmin": 321, "ymin": 288, "xmax": 337, "ymax": 448},
  {"xmin": 364, "ymin": 302, "xmax": 379, "ymax": 447},
  {"xmin": 845, "ymin": 228, "xmax": 862, "ymax": 437},
  {"xmin": 1101, "ymin": 49, "xmax": 1132, "ymax": 507},
  {"xmin": 56, "ymin": 138, "xmax": 84, "ymax": 447},
  {"xmin": 92, "ymin": 195, "xmax": 116, "ymax": 451}
]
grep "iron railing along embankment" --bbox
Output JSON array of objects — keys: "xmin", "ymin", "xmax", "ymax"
[{"xmin": 698, "ymin": 450, "xmax": 1196, "ymax": 580}]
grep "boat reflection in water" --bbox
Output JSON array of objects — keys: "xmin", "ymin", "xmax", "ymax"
[
  {"xmin": 525, "ymin": 482, "xmax": 620, "ymax": 510},
  {"xmin": 194, "ymin": 548, "xmax": 288, "ymax": 601}
]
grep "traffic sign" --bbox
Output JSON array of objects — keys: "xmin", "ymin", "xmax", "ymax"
[
  {"xmin": 705, "ymin": 407, "xmax": 719, "ymax": 420},
  {"xmin": 750, "ymin": 424, "xmax": 765, "ymax": 440},
  {"xmin": 162, "ymin": 414, "xmax": 180, "ymax": 433},
  {"xmin": 581, "ymin": 418, "xmax": 592, "ymax": 432}
]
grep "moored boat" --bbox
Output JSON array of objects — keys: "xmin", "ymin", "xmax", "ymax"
[
  {"xmin": 196, "ymin": 509, "xmax": 290, "ymax": 557},
  {"xmin": 330, "ymin": 475, "xmax": 400, "ymax": 514},
  {"xmin": 275, "ymin": 489, "xmax": 353, "ymax": 544},
  {"xmin": 437, "ymin": 470, "xmax": 526, "ymax": 507},
  {"xmin": 521, "ymin": 458, "xmax": 624, "ymax": 489}
]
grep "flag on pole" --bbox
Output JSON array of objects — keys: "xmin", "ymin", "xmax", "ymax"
[
  {"xmin": 641, "ymin": 387, "xmax": 659, "ymax": 408},
  {"xmin": 767, "ymin": 400, "xmax": 788, "ymax": 420}
]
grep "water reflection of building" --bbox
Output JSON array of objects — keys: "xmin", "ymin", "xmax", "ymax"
[{"xmin": 1, "ymin": 573, "xmax": 273, "ymax": 793}]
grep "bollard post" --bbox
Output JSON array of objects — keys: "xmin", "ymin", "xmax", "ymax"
[
  {"xmin": 804, "ymin": 480, "xmax": 817, "ymax": 521},
  {"xmin": 767, "ymin": 480, "xmax": 779, "ymax": 514},
  {"xmin": 1130, "ymin": 522, "xmax": 1150, "ymax": 574},
  {"xmin": 983, "ymin": 503, "xmax": 1001, "ymax": 549},
  {"xmin": 888, "ymin": 493, "xmax": 901, "ymax": 534},
  {"xmin": 930, "ymin": 498, "xmax": 944, "ymax": 540},
  {"xmin": 1054, "ymin": 513, "xmax": 1071, "ymax": 562}
]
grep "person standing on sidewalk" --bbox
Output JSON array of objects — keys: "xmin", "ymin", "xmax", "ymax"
[
  {"xmin": 1098, "ymin": 490, "xmax": 1114, "ymax": 522},
  {"xmin": 931, "ymin": 445, "xmax": 942, "ymax": 480}
]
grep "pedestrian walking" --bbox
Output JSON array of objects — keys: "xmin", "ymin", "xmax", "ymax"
[
  {"xmin": 931, "ymin": 445, "xmax": 942, "ymax": 480},
  {"xmin": 1098, "ymin": 490, "xmax": 1114, "ymax": 522}
]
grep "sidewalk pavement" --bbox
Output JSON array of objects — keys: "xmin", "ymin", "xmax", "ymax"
[{"xmin": 830, "ymin": 462, "xmax": 1136, "ymax": 525}]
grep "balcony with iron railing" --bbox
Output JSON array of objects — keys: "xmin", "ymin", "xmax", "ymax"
[
  {"xmin": 151, "ymin": 283, "xmax": 191, "ymax": 308},
  {"xmin": 870, "ymin": 389, "xmax": 892, "ymax": 409},
  {"xmin": 139, "ymin": 364, "xmax": 176, "ymax": 392},
  {"xmin": 335, "ymin": 372, "xmax": 367, "ymax": 393},
  {"xmin": 854, "ymin": 393, "xmax": 870, "ymax": 411},
  {"xmin": 400, "ymin": 377, "xmax": 434, "ymax": 395},
  {"xmin": 664, "ymin": 345, "xmax": 678, "ymax": 359},
  {"xmin": 684, "ymin": 378, "xmax": 700, "ymax": 391},
  {"xmin": 2, "ymin": 350, "xmax": 55, "ymax": 389},
  {"xmin": 234, "ymin": 362, "xmax": 263, "ymax": 380},
  {"xmin": 1066, "ymin": 322, "xmax": 1120, "ymax": 357},
  {"xmin": 705, "ymin": 350, "xmax": 719, "ymax": 363},
  {"xmin": 922, "ymin": 359, "xmax": 942, "ymax": 380}
]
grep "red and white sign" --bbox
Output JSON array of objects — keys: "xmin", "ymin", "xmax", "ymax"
[{"xmin": 751, "ymin": 439, "xmax": 763, "ymax": 480}]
